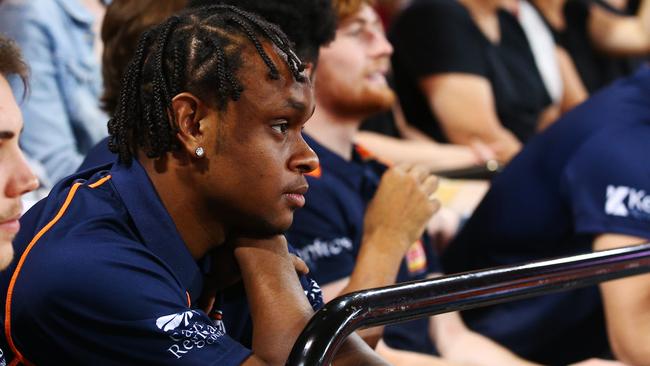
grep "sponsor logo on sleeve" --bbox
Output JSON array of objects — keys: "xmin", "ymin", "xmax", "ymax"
[
  {"xmin": 405, "ymin": 240, "xmax": 427, "ymax": 276},
  {"xmin": 303, "ymin": 277, "xmax": 324, "ymax": 310},
  {"xmin": 156, "ymin": 310, "xmax": 227, "ymax": 359},
  {"xmin": 606, "ymin": 185, "xmax": 650, "ymax": 220},
  {"xmin": 297, "ymin": 237, "xmax": 354, "ymax": 264}
]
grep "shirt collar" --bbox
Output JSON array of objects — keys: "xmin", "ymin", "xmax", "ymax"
[
  {"xmin": 56, "ymin": 0, "xmax": 95, "ymax": 26},
  {"xmin": 304, "ymin": 133, "xmax": 385, "ymax": 201},
  {"xmin": 110, "ymin": 160, "xmax": 204, "ymax": 302}
]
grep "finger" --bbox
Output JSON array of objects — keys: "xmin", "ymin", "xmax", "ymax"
[
  {"xmin": 407, "ymin": 164, "xmax": 430, "ymax": 183},
  {"xmin": 291, "ymin": 255, "xmax": 310, "ymax": 275},
  {"xmin": 421, "ymin": 175, "xmax": 439, "ymax": 197},
  {"xmin": 469, "ymin": 138, "xmax": 496, "ymax": 163},
  {"xmin": 428, "ymin": 198, "xmax": 441, "ymax": 214}
]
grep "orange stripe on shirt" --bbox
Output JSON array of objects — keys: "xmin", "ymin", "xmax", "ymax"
[
  {"xmin": 4, "ymin": 175, "xmax": 112, "ymax": 365},
  {"xmin": 306, "ymin": 165, "xmax": 322, "ymax": 178}
]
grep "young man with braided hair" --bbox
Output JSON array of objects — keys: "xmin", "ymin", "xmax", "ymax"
[
  {"xmin": 0, "ymin": 6, "xmax": 387, "ymax": 365},
  {"xmin": 78, "ymin": 0, "xmax": 337, "ymax": 172}
]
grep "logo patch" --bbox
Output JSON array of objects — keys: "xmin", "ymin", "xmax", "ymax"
[
  {"xmin": 156, "ymin": 310, "xmax": 226, "ymax": 359},
  {"xmin": 606, "ymin": 185, "xmax": 650, "ymax": 220},
  {"xmin": 297, "ymin": 237, "xmax": 354, "ymax": 264},
  {"xmin": 303, "ymin": 277, "xmax": 324, "ymax": 310},
  {"xmin": 406, "ymin": 240, "xmax": 427, "ymax": 275}
]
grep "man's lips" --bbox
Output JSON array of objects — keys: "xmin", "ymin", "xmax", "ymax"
[
  {"xmin": 284, "ymin": 185, "xmax": 308, "ymax": 208},
  {"xmin": 0, "ymin": 217, "xmax": 20, "ymax": 235},
  {"xmin": 366, "ymin": 70, "xmax": 389, "ymax": 85}
]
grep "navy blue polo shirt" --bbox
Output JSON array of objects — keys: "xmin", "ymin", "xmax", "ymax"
[
  {"xmin": 0, "ymin": 159, "xmax": 323, "ymax": 365},
  {"xmin": 286, "ymin": 134, "xmax": 441, "ymax": 355},
  {"xmin": 442, "ymin": 66, "xmax": 650, "ymax": 364}
]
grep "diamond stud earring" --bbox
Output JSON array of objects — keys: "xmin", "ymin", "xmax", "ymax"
[{"xmin": 195, "ymin": 147, "xmax": 205, "ymax": 158}]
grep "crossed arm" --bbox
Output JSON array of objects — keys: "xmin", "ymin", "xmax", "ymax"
[
  {"xmin": 594, "ymin": 233, "xmax": 650, "ymax": 366},
  {"xmin": 234, "ymin": 236, "xmax": 389, "ymax": 366}
]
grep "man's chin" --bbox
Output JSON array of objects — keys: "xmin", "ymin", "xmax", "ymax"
[
  {"xmin": 335, "ymin": 88, "xmax": 395, "ymax": 118},
  {"xmin": 0, "ymin": 240, "xmax": 15, "ymax": 271},
  {"xmin": 237, "ymin": 214, "xmax": 293, "ymax": 239}
]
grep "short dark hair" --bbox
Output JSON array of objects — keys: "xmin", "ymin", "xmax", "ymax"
[
  {"xmin": 0, "ymin": 35, "xmax": 28, "ymax": 97},
  {"xmin": 101, "ymin": 0, "xmax": 189, "ymax": 116},
  {"xmin": 187, "ymin": 0, "xmax": 337, "ymax": 63},
  {"xmin": 108, "ymin": 5, "xmax": 306, "ymax": 164}
]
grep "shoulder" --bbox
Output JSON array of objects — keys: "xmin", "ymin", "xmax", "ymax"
[
  {"xmin": 562, "ymin": 120, "xmax": 650, "ymax": 238},
  {"xmin": 11, "ymin": 233, "xmax": 185, "ymax": 316}
]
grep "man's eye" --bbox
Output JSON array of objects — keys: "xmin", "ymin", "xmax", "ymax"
[
  {"xmin": 346, "ymin": 27, "xmax": 363, "ymax": 37},
  {"xmin": 271, "ymin": 122, "xmax": 289, "ymax": 134}
]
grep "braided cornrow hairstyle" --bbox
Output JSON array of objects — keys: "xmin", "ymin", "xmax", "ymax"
[{"xmin": 107, "ymin": 5, "xmax": 306, "ymax": 164}]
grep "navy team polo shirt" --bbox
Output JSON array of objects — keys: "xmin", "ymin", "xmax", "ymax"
[
  {"xmin": 443, "ymin": 66, "xmax": 650, "ymax": 364},
  {"xmin": 0, "ymin": 159, "xmax": 323, "ymax": 365},
  {"xmin": 286, "ymin": 133, "xmax": 441, "ymax": 356}
]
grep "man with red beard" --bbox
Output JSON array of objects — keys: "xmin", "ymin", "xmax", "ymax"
[
  {"xmin": 285, "ymin": 1, "xmax": 624, "ymax": 365},
  {"xmin": 0, "ymin": 36, "xmax": 38, "ymax": 271}
]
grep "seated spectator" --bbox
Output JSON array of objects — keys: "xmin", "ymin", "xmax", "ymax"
[
  {"xmin": 0, "ymin": 6, "xmax": 386, "ymax": 365},
  {"xmin": 442, "ymin": 64, "xmax": 650, "ymax": 364},
  {"xmin": 530, "ymin": 0, "xmax": 650, "ymax": 93},
  {"xmin": 0, "ymin": 0, "xmax": 108, "ymax": 187},
  {"xmin": 0, "ymin": 35, "xmax": 39, "ymax": 366},
  {"xmin": 287, "ymin": 1, "xmax": 619, "ymax": 365},
  {"xmin": 0, "ymin": 36, "xmax": 38, "ymax": 271},
  {"xmin": 390, "ymin": 0, "xmax": 557, "ymax": 163}
]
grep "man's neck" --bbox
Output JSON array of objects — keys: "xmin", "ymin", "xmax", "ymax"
[
  {"xmin": 141, "ymin": 156, "xmax": 225, "ymax": 260},
  {"xmin": 532, "ymin": 0, "xmax": 567, "ymax": 30},
  {"xmin": 459, "ymin": 0, "xmax": 502, "ymax": 16},
  {"xmin": 305, "ymin": 105, "xmax": 361, "ymax": 161},
  {"xmin": 459, "ymin": 0, "xmax": 502, "ymax": 43}
]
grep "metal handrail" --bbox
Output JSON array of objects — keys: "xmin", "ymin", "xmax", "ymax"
[{"xmin": 287, "ymin": 243, "xmax": 650, "ymax": 366}]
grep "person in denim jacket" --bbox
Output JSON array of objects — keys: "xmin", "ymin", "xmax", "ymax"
[{"xmin": 0, "ymin": 0, "xmax": 107, "ymax": 187}]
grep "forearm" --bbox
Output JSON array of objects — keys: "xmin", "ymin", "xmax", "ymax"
[
  {"xmin": 451, "ymin": 128, "xmax": 519, "ymax": 164},
  {"xmin": 345, "ymin": 232, "xmax": 408, "ymax": 294},
  {"xmin": 601, "ymin": 276, "xmax": 650, "ymax": 365},
  {"xmin": 340, "ymin": 233, "xmax": 413, "ymax": 348},
  {"xmin": 594, "ymin": 234, "xmax": 650, "ymax": 365},
  {"xmin": 376, "ymin": 340, "xmax": 463, "ymax": 366},
  {"xmin": 355, "ymin": 131, "xmax": 479, "ymax": 171},
  {"xmin": 589, "ymin": 1, "xmax": 650, "ymax": 55},
  {"xmin": 333, "ymin": 334, "xmax": 391, "ymax": 366},
  {"xmin": 236, "ymin": 244, "xmax": 313, "ymax": 365},
  {"xmin": 431, "ymin": 312, "xmax": 538, "ymax": 366}
]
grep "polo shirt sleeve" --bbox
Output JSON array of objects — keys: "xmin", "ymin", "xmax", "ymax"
[
  {"xmin": 8, "ymin": 237, "xmax": 251, "ymax": 365},
  {"xmin": 286, "ymin": 181, "xmax": 358, "ymax": 286},
  {"xmin": 390, "ymin": 0, "xmax": 488, "ymax": 79},
  {"xmin": 562, "ymin": 128, "xmax": 650, "ymax": 241}
]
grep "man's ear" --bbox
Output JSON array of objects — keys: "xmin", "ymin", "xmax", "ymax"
[{"xmin": 172, "ymin": 92, "xmax": 209, "ymax": 157}]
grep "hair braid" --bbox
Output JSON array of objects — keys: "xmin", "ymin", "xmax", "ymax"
[
  {"xmin": 109, "ymin": 5, "xmax": 307, "ymax": 164},
  {"xmin": 108, "ymin": 29, "xmax": 153, "ymax": 163}
]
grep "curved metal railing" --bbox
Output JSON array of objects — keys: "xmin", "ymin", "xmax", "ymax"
[{"xmin": 287, "ymin": 243, "xmax": 650, "ymax": 366}]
